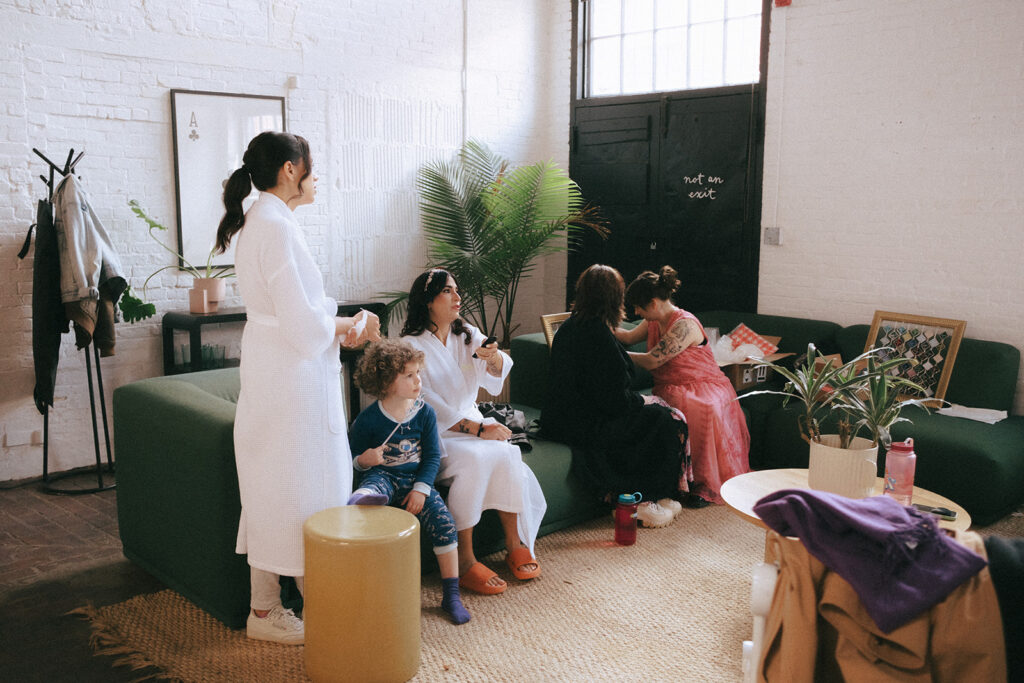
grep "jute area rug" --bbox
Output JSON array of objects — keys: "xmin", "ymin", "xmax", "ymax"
[{"xmin": 77, "ymin": 506, "xmax": 764, "ymax": 682}]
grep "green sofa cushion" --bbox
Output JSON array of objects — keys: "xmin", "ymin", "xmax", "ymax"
[{"xmin": 836, "ymin": 325, "xmax": 1020, "ymax": 412}]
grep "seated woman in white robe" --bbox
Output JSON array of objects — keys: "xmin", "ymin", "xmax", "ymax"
[{"xmin": 402, "ymin": 269, "xmax": 547, "ymax": 595}]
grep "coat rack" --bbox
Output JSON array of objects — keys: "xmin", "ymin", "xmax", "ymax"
[{"xmin": 26, "ymin": 147, "xmax": 115, "ymax": 494}]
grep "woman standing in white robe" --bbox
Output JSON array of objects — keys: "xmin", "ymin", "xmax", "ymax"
[
  {"xmin": 216, "ymin": 132, "xmax": 380, "ymax": 644},
  {"xmin": 402, "ymin": 269, "xmax": 546, "ymax": 595}
]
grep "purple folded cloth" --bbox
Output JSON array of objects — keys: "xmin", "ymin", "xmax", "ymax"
[{"xmin": 753, "ymin": 488, "xmax": 987, "ymax": 633}]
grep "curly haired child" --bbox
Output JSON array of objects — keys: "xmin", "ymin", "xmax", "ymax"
[{"xmin": 346, "ymin": 340, "xmax": 470, "ymax": 625}]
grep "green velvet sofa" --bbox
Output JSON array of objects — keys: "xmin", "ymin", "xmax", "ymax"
[{"xmin": 113, "ymin": 358, "xmax": 615, "ymax": 629}]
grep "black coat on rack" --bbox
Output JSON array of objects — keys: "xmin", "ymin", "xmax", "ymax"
[{"xmin": 18, "ymin": 147, "xmax": 114, "ymax": 494}]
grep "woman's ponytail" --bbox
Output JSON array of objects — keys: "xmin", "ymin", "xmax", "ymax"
[
  {"xmin": 216, "ymin": 166, "xmax": 252, "ymax": 253},
  {"xmin": 215, "ymin": 131, "xmax": 312, "ymax": 254}
]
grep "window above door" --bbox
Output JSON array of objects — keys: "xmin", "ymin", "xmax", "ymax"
[{"xmin": 581, "ymin": 0, "xmax": 762, "ymax": 98}]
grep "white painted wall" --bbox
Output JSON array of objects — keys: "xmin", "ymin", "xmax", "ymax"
[
  {"xmin": 759, "ymin": 0, "xmax": 1024, "ymax": 413},
  {"xmin": 0, "ymin": 0, "xmax": 571, "ymax": 481}
]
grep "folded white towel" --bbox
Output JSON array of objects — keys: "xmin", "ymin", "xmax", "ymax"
[{"xmin": 937, "ymin": 404, "xmax": 1008, "ymax": 424}]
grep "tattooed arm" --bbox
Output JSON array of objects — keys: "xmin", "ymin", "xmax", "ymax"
[
  {"xmin": 449, "ymin": 418, "xmax": 480, "ymax": 435},
  {"xmin": 628, "ymin": 318, "xmax": 703, "ymax": 371}
]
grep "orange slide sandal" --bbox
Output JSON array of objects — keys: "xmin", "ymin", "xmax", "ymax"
[
  {"xmin": 459, "ymin": 562, "xmax": 506, "ymax": 595},
  {"xmin": 505, "ymin": 546, "xmax": 541, "ymax": 580}
]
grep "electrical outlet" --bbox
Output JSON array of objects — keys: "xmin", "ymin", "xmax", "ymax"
[{"xmin": 764, "ymin": 227, "xmax": 782, "ymax": 246}]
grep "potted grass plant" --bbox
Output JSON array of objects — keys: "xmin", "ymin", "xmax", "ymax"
[
  {"xmin": 742, "ymin": 343, "xmax": 934, "ymax": 498},
  {"xmin": 120, "ymin": 200, "xmax": 235, "ymax": 322},
  {"xmin": 379, "ymin": 140, "xmax": 607, "ymax": 348}
]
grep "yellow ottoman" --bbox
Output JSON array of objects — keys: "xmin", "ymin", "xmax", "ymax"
[{"xmin": 303, "ymin": 506, "xmax": 420, "ymax": 683}]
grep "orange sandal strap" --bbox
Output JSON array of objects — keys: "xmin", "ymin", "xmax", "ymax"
[
  {"xmin": 459, "ymin": 562, "xmax": 506, "ymax": 595},
  {"xmin": 505, "ymin": 546, "xmax": 541, "ymax": 580}
]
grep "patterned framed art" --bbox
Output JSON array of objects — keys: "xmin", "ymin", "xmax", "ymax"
[{"xmin": 864, "ymin": 311, "xmax": 967, "ymax": 404}]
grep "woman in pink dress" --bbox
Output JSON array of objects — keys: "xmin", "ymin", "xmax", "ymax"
[{"xmin": 615, "ymin": 266, "xmax": 750, "ymax": 505}]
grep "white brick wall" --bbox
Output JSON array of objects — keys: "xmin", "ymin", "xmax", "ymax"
[
  {"xmin": 760, "ymin": 0, "xmax": 1024, "ymax": 413},
  {"xmin": 0, "ymin": 0, "xmax": 573, "ymax": 481}
]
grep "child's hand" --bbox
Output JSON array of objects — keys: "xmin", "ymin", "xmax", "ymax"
[
  {"xmin": 402, "ymin": 490, "xmax": 426, "ymax": 515},
  {"xmin": 356, "ymin": 446, "xmax": 385, "ymax": 468}
]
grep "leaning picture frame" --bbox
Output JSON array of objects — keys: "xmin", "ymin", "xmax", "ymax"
[
  {"xmin": 864, "ymin": 311, "xmax": 967, "ymax": 404},
  {"xmin": 170, "ymin": 89, "xmax": 286, "ymax": 270},
  {"xmin": 540, "ymin": 312, "xmax": 571, "ymax": 348}
]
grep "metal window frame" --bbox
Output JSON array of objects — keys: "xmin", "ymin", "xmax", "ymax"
[{"xmin": 574, "ymin": 0, "xmax": 769, "ymax": 101}]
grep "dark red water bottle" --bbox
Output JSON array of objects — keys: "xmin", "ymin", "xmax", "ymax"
[{"xmin": 614, "ymin": 492, "xmax": 642, "ymax": 546}]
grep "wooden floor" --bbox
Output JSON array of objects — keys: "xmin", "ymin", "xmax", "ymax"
[{"xmin": 0, "ymin": 476, "xmax": 167, "ymax": 682}]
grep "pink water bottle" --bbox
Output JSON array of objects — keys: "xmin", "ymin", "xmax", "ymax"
[
  {"xmin": 614, "ymin": 492, "xmax": 642, "ymax": 546},
  {"xmin": 884, "ymin": 438, "xmax": 917, "ymax": 505}
]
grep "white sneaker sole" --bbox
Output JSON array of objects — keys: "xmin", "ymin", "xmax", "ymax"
[{"xmin": 246, "ymin": 628, "xmax": 304, "ymax": 645}]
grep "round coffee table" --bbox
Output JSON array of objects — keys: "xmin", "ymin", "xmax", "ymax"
[{"xmin": 721, "ymin": 468, "xmax": 971, "ymax": 532}]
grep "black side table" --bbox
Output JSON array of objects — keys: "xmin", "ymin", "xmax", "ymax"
[
  {"xmin": 161, "ymin": 301, "xmax": 387, "ymax": 422},
  {"xmin": 161, "ymin": 306, "xmax": 247, "ymax": 375}
]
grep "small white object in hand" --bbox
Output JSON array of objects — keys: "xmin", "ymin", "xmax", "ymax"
[{"xmin": 350, "ymin": 309, "xmax": 368, "ymax": 339}]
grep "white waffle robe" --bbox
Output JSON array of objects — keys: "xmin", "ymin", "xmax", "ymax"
[
  {"xmin": 405, "ymin": 325, "xmax": 546, "ymax": 553},
  {"xmin": 232, "ymin": 192, "xmax": 351, "ymax": 576}
]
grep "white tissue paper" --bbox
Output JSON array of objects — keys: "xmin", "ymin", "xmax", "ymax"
[
  {"xmin": 345, "ymin": 310, "xmax": 368, "ymax": 345},
  {"xmin": 713, "ymin": 335, "xmax": 767, "ymax": 365},
  {"xmin": 937, "ymin": 404, "xmax": 1007, "ymax": 424}
]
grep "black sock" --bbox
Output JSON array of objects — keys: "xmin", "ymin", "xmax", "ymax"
[{"xmin": 441, "ymin": 577, "xmax": 471, "ymax": 625}]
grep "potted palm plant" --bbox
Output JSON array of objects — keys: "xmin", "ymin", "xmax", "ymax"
[
  {"xmin": 120, "ymin": 200, "xmax": 235, "ymax": 322},
  {"xmin": 380, "ymin": 140, "xmax": 606, "ymax": 347},
  {"xmin": 742, "ymin": 343, "xmax": 934, "ymax": 498}
]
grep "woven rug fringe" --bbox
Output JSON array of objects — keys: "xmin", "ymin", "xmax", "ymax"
[{"xmin": 68, "ymin": 604, "xmax": 177, "ymax": 683}]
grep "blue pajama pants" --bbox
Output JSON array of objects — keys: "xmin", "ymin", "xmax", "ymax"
[{"xmin": 356, "ymin": 469, "xmax": 458, "ymax": 553}]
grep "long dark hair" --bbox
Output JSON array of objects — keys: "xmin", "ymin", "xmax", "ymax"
[
  {"xmin": 216, "ymin": 131, "xmax": 312, "ymax": 253},
  {"xmin": 400, "ymin": 269, "xmax": 472, "ymax": 345},
  {"xmin": 624, "ymin": 265, "xmax": 680, "ymax": 310},
  {"xmin": 571, "ymin": 264, "xmax": 626, "ymax": 328}
]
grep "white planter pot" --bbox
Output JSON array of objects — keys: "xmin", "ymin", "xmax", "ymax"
[
  {"xmin": 190, "ymin": 277, "xmax": 227, "ymax": 313},
  {"xmin": 807, "ymin": 435, "xmax": 879, "ymax": 499}
]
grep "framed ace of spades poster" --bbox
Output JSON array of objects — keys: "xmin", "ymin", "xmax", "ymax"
[{"xmin": 170, "ymin": 89, "xmax": 286, "ymax": 269}]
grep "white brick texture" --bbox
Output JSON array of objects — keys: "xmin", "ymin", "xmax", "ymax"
[
  {"xmin": 0, "ymin": 0, "xmax": 572, "ymax": 480},
  {"xmin": 760, "ymin": 0, "xmax": 1024, "ymax": 414}
]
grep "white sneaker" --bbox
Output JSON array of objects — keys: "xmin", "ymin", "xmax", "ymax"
[
  {"xmin": 657, "ymin": 498, "xmax": 683, "ymax": 518},
  {"xmin": 636, "ymin": 501, "xmax": 675, "ymax": 528},
  {"xmin": 246, "ymin": 605, "xmax": 305, "ymax": 645}
]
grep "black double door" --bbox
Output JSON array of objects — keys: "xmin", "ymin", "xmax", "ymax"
[{"xmin": 568, "ymin": 87, "xmax": 763, "ymax": 314}]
